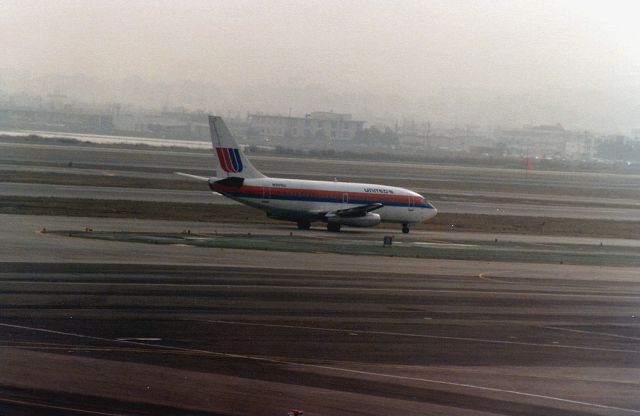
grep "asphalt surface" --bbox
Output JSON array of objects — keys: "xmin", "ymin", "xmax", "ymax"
[
  {"xmin": 1, "ymin": 137, "xmax": 640, "ymax": 415},
  {"xmin": 2, "ymin": 264, "xmax": 639, "ymax": 416},
  {"xmin": 1, "ymin": 214, "xmax": 640, "ymax": 415}
]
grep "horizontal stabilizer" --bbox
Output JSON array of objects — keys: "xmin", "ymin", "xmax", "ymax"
[{"xmin": 175, "ymin": 172, "xmax": 210, "ymax": 181}]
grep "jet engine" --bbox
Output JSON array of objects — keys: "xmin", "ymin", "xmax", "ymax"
[{"xmin": 327, "ymin": 212, "xmax": 381, "ymax": 227}]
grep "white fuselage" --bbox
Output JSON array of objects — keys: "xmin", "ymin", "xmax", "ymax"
[{"xmin": 211, "ymin": 177, "xmax": 437, "ymax": 225}]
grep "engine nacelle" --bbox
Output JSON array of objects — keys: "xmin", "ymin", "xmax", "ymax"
[{"xmin": 327, "ymin": 212, "xmax": 381, "ymax": 227}]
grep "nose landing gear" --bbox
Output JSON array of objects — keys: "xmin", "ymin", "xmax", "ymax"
[{"xmin": 402, "ymin": 223, "xmax": 410, "ymax": 234}]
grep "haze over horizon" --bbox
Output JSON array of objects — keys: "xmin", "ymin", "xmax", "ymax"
[{"xmin": 1, "ymin": 0, "xmax": 639, "ymax": 133}]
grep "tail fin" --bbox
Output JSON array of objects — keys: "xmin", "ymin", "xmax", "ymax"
[{"xmin": 209, "ymin": 115, "xmax": 265, "ymax": 178}]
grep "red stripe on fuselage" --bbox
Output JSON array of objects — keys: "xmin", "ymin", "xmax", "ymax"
[{"xmin": 212, "ymin": 183, "xmax": 425, "ymax": 205}]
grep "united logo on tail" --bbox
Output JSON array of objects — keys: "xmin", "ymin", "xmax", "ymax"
[{"xmin": 215, "ymin": 147, "xmax": 244, "ymax": 173}]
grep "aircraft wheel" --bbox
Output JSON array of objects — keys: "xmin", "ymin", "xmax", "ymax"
[
  {"xmin": 402, "ymin": 223, "xmax": 410, "ymax": 234},
  {"xmin": 327, "ymin": 223, "xmax": 341, "ymax": 232},
  {"xmin": 297, "ymin": 220, "xmax": 311, "ymax": 230}
]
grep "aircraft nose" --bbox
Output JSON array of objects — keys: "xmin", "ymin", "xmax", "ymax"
[{"xmin": 426, "ymin": 203, "xmax": 437, "ymax": 219}]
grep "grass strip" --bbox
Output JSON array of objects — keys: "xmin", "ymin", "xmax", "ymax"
[{"xmin": 3, "ymin": 196, "xmax": 640, "ymax": 239}]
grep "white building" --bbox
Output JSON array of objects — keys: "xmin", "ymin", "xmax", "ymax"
[{"xmin": 248, "ymin": 112, "xmax": 364, "ymax": 141}]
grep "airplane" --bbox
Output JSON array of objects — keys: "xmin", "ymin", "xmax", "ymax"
[{"xmin": 178, "ymin": 116, "xmax": 437, "ymax": 233}]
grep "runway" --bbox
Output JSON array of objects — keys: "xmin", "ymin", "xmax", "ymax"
[
  {"xmin": 1, "ymin": 213, "xmax": 640, "ymax": 415},
  {"xmin": 4, "ymin": 160, "xmax": 640, "ymax": 208},
  {"xmin": 1, "ymin": 136, "xmax": 640, "ymax": 415},
  {"xmin": 3, "ymin": 140, "xmax": 640, "ymax": 222},
  {"xmin": 3, "ymin": 182, "xmax": 640, "ymax": 221},
  {"xmin": 2, "ymin": 261, "xmax": 639, "ymax": 416}
]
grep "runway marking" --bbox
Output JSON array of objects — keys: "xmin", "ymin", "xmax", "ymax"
[
  {"xmin": 0, "ymin": 397, "xmax": 127, "ymax": 415},
  {"xmin": 115, "ymin": 338, "xmax": 162, "ymax": 341},
  {"xmin": 288, "ymin": 363, "xmax": 640, "ymax": 415},
  {"xmin": 478, "ymin": 272, "xmax": 517, "ymax": 284},
  {"xmin": 195, "ymin": 319, "xmax": 640, "ymax": 354},
  {"xmin": 2, "ymin": 322, "xmax": 639, "ymax": 415},
  {"xmin": 1, "ymin": 280, "xmax": 638, "ymax": 299},
  {"xmin": 412, "ymin": 241, "xmax": 476, "ymax": 248},
  {"xmin": 0, "ymin": 345, "xmax": 207, "ymax": 355},
  {"xmin": 3, "ymin": 322, "xmax": 640, "ymax": 414},
  {"xmin": 0, "ymin": 341, "xmax": 80, "ymax": 348},
  {"xmin": 542, "ymin": 326, "xmax": 640, "ymax": 341}
]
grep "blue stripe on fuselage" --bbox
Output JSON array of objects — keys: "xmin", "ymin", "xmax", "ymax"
[{"xmin": 221, "ymin": 191, "xmax": 435, "ymax": 209}]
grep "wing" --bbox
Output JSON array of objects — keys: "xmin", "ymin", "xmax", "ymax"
[{"xmin": 326, "ymin": 203, "xmax": 383, "ymax": 218}]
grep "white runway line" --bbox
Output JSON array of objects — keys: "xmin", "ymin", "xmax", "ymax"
[
  {"xmin": 0, "ymin": 397, "xmax": 128, "ymax": 415},
  {"xmin": 2, "ymin": 280, "xmax": 639, "ymax": 299},
  {"xmin": 2, "ymin": 322, "xmax": 639, "ymax": 415},
  {"xmin": 195, "ymin": 319, "xmax": 640, "ymax": 354},
  {"xmin": 115, "ymin": 338, "xmax": 162, "ymax": 341},
  {"xmin": 478, "ymin": 272, "xmax": 518, "ymax": 284},
  {"xmin": 542, "ymin": 326, "xmax": 640, "ymax": 342}
]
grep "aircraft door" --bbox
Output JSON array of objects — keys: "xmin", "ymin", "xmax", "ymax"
[
  {"xmin": 408, "ymin": 196, "xmax": 415, "ymax": 211},
  {"xmin": 342, "ymin": 193, "xmax": 349, "ymax": 204}
]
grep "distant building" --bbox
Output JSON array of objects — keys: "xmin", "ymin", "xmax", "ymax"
[
  {"xmin": 564, "ymin": 133, "xmax": 598, "ymax": 160},
  {"xmin": 248, "ymin": 112, "xmax": 364, "ymax": 141},
  {"xmin": 496, "ymin": 124, "xmax": 570, "ymax": 158},
  {"xmin": 112, "ymin": 111, "xmax": 210, "ymax": 139},
  {"xmin": 0, "ymin": 106, "xmax": 113, "ymax": 131},
  {"xmin": 495, "ymin": 124, "xmax": 602, "ymax": 160},
  {"xmin": 398, "ymin": 125, "xmax": 494, "ymax": 153}
]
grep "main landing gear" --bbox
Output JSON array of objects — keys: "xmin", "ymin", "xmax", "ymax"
[
  {"xmin": 402, "ymin": 223, "xmax": 410, "ymax": 234},
  {"xmin": 296, "ymin": 220, "xmax": 311, "ymax": 230},
  {"xmin": 327, "ymin": 223, "xmax": 341, "ymax": 232}
]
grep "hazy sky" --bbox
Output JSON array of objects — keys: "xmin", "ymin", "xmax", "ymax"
[{"xmin": 1, "ymin": 0, "xmax": 639, "ymax": 130}]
